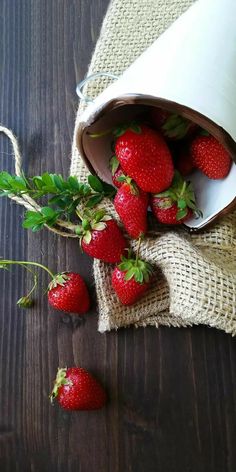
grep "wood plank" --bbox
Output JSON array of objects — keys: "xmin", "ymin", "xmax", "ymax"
[{"xmin": 0, "ymin": 1, "xmax": 236, "ymax": 471}]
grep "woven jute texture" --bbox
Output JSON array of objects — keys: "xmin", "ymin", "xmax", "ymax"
[{"xmin": 71, "ymin": 0, "xmax": 236, "ymax": 335}]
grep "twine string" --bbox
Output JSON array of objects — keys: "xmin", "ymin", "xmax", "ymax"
[{"xmin": 0, "ymin": 125, "xmax": 78, "ymax": 238}]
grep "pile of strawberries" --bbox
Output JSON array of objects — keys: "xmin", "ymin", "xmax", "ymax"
[{"xmin": 2, "ymin": 108, "xmax": 233, "ymax": 411}]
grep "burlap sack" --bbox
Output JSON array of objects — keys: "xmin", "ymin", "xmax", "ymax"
[{"xmin": 71, "ymin": 0, "xmax": 236, "ymax": 334}]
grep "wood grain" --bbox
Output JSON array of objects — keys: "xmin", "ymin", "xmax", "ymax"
[{"xmin": 0, "ymin": 1, "xmax": 236, "ymax": 471}]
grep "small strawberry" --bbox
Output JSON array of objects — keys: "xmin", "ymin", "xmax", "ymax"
[
  {"xmin": 0, "ymin": 259, "xmax": 90, "ymax": 314},
  {"xmin": 110, "ymin": 155, "xmax": 125, "ymax": 188},
  {"xmin": 112, "ymin": 248, "xmax": 153, "ymax": 305},
  {"xmin": 150, "ymin": 109, "xmax": 197, "ymax": 140},
  {"xmin": 150, "ymin": 107, "xmax": 169, "ymax": 128},
  {"xmin": 76, "ymin": 209, "xmax": 128, "ymax": 263},
  {"xmin": 50, "ymin": 367, "xmax": 107, "ymax": 410},
  {"xmin": 161, "ymin": 113, "xmax": 197, "ymax": 140},
  {"xmin": 115, "ymin": 124, "xmax": 174, "ymax": 193},
  {"xmin": 175, "ymin": 146, "xmax": 195, "ymax": 176},
  {"xmin": 151, "ymin": 171, "xmax": 201, "ymax": 225},
  {"xmin": 114, "ymin": 177, "xmax": 149, "ymax": 239},
  {"xmin": 190, "ymin": 134, "xmax": 232, "ymax": 179},
  {"xmin": 47, "ymin": 272, "xmax": 90, "ymax": 314}
]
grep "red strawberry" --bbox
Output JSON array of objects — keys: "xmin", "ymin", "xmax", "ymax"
[
  {"xmin": 150, "ymin": 107, "xmax": 169, "ymax": 128},
  {"xmin": 190, "ymin": 134, "xmax": 232, "ymax": 179},
  {"xmin": 161, "ymin": 113, "xmax": 197, "ymax": 140},
  {"xmin": 151, "ymin": 171, "xmax": 201, "ymax": 225},
  {"xmin": 0, "ymin": 259, "xmax": 91, "ymax": 314},
  {"xmin": 112, "ymin": 167, "xmax": 124, "ymax": 188},
  {"xmin": 115, "ymin": 124, "xmax": 174, "ymax": 193},
  {"xmin": 114, "ymin": 178, "xmax": 149, "ymax": 239},
  {"xmin": 112, "ymin": 251, "xmax": 153, "ymax": 305},
  {"xmin": 77, "ymin": 210, "xmax": 128, "ymax": 263},
  {"xmin": 110, "ymin": 155, "xmax": 125, "ymax": 188},
  {"xmin": 175, "ymin": 147, "xmax": 195, "ymax": 176},
  {"xmin": 150, "ymin": 109, "xmax": 197, "ymax": 140},
  {"xmin": 152, "ymin": 200, "xmax": 193, "ymax": 225},
  {"xmin": 50, "ymin": 367, "xmax": 107, "ymax": 410},
  {"xmin": 47, "ymin": 272, "xmax": 90, "ymax": 314}
]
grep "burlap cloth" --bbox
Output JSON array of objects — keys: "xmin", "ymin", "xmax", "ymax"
[{"xmin": 71, "ymin": 0, "xmax": 236, "ymax": 334}]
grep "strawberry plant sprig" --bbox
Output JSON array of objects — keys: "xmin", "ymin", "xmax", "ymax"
[
  {"xmin": 0, "ymin": 172, "xmax": 116, "ymax": 232},
  {"xmin": 0, "ymin": 259, "xmax": 91, "ymax": 314}
]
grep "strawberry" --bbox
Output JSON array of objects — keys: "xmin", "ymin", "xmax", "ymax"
[
  {"xmin": 190, "ymin": 134, "xmax": 232, "ymax": 179},
  {"xmin": 150, "ymin": 107, "xmax": 169, "ymax": 128},
  {"xmin": 150, "ymin": 109, "xmax": 197, "ymax": 140},
  {"xmin": 115, "ymin": 124, "xmax": 174, "ymax": 193},
  {"xmin": 151, "ymin": 171, "xmax": 201, "ymax": 225},
  {"xmin": 47, "ymin": 272, "xmax": 90, "ymax": 314},
  {"xmin": 110, "ymin": 155, "xmax": 125, "ymax": 188},
  {"xmin": 76, "ymin": 209, "xmax": 128, "ymax": 263},
  {"xmin": 50, "ymin": 367, "xmax": 107, "ymax": 410},
  {"xmin": 112, "ymin": 250, "xmax": 153, "ymax": 305},
  {"xmin": 161, "ymin": 113, "xmax": 197, "ymax": 140},
  {"xmin": 175, "ymin": 146, "xmax": 195, "ymax": 176},
  {"xmin": 152, "ymin": 201, "xmax": 193, "ymax": 225},
  {"xmin": 0, "ymin": 259, "xmax": 91, "ymax": 314},
  {"xmin": 114, "ymin": 178, "xmax": 149, "ymax": 239}
]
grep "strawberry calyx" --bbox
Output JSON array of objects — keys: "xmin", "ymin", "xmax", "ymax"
[
  {"xmin": 113, "ymin": 121, "xmax": 141, "ymax": 137},
  {"xmin": 154, "ymin": 171, "xmax": 201, "ymax": 221},
  {"xmin": 117, "ymin": 175, "xmax": 139, "ymax": 195},
  {"xmin": 162, "ymin": 114, "xmax": 192, "ymax": 140},
  {"xmin": 75, "ymin": 209, "xmax": 112, "ymax": 244},
  {"xmin": 110, "ymin": 155, "xmax": 120, "ymax": 175},
  {"xmin": 49, "ymin": 367, "xmax": 72, "ymax": 404},
  {"xmin": 88, "ymin": 121, "xmax": 142, "ymax": 139},
  {"xmin": 17, "ymin": 295, "xmax": 34, "ymax": 308},
  {"xmin": 48, "ymin": 272, "xmax": 69, "ymax": 291},
  {"xmin": 118, "ymin": 251, "xmax": 153, "ymax": 284}
]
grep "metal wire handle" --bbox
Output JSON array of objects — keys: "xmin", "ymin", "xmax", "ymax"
[{"xmin": 76, "ymin": 72, "xmax": 119, "ymax": 103}]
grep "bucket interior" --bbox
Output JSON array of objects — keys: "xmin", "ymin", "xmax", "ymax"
[{"xmin": 81, "ymin": 101, "xmax": 236, "ymax": 231}]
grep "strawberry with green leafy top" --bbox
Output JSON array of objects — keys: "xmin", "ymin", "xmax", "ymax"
[
  {"xmin": 150, "ymin": 108, "xmax": 197, "ymax": 140},
  {"xmin": 47, "ymin": 272, "xmax": 90, "ymax": 314},
  {"xmin": 50, "ymin": 367, "xmax": 107, "ymax": 410},
  {"xmin": 151, "ymin": 171, "xmax": 201, "ymax": 225},
  {"xmin": 76, "ymin": 209, "xmax": 128, "ymax": 263},
  {"xmin": 114, "ymin": 177, "xmax": 149, "ymax": 239},
  {"xmin": 0, "ymin": 259, "xmax": 90, "ymax": 314},
  {"xmin": 112, "ymin": 246, "xmax": 153, "ymax": 305},
  {"xmin": 115, "ymin": 124, "xmax": 174, "ymax": 193}
]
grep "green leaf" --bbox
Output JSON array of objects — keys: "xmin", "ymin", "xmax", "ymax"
[
  {"xmin": 110, "ymin": 155, "xmax": 120, "ymax": 174},
  {"xmin": 92, "ymin": 222, "xmax": 106, "ymax": 231},
  {"xmin": 67, "ymin": 176, "xmax": 81, "ymax": 191},
  {"xmin": 101, "ymin": 182, "xmax": 116, "ymax": 197},
  {"xmin": 129, "ymin": 121, "xmax": 142, "ymax": 134},
  {"xmin": 83, "ymin": 231, "xmax": 92, "ymax": 244},
  {"xmin": 177, "ymin": 199, "xmax": 187, "ymax": 210},
  {"xmin": 125, "ymin": 267, "xmax": 136, "ymax": 281},
  {"xmin": 52, "ymin": 174, "xmax": 65, "ymax": 191},
  {"xmin": 88, "ymin": 175, "xmax": 104, "ymax": 192},
  {"xmin": 85, "ymin": 194, "xmax": 103, "ymax": 208},
  {"xmin": 41, "ymin": 206, "xmax": 57, "ymax": 218},
  {"xmin": 176, "ymin": 208, "xmax": 188, "ymax": 221}
]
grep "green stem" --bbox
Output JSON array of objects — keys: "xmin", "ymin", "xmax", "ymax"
[
  {"xmin": 0, "ymin": 260, "xmax": 54, "ymax": 279},
  {"xmin": 180, "ymin": 181, "xmax": 187, "ymax": 197},
  {"xmin": 87, "ymin": 128, "xmax": 114, "ymax": 138},
  {"xmin": 21, "ymin": 264, "xmax": 38, "ymax": 297}
]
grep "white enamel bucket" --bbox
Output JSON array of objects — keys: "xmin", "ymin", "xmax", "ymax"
[{"xmin": 76, "ymin": 0, "xmax": 236, "ymax": 231}]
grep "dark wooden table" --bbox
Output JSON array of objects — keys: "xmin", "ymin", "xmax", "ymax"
[{"xmin": 0, "ymin": 1, "xmax": 236, "ymax": 471}]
